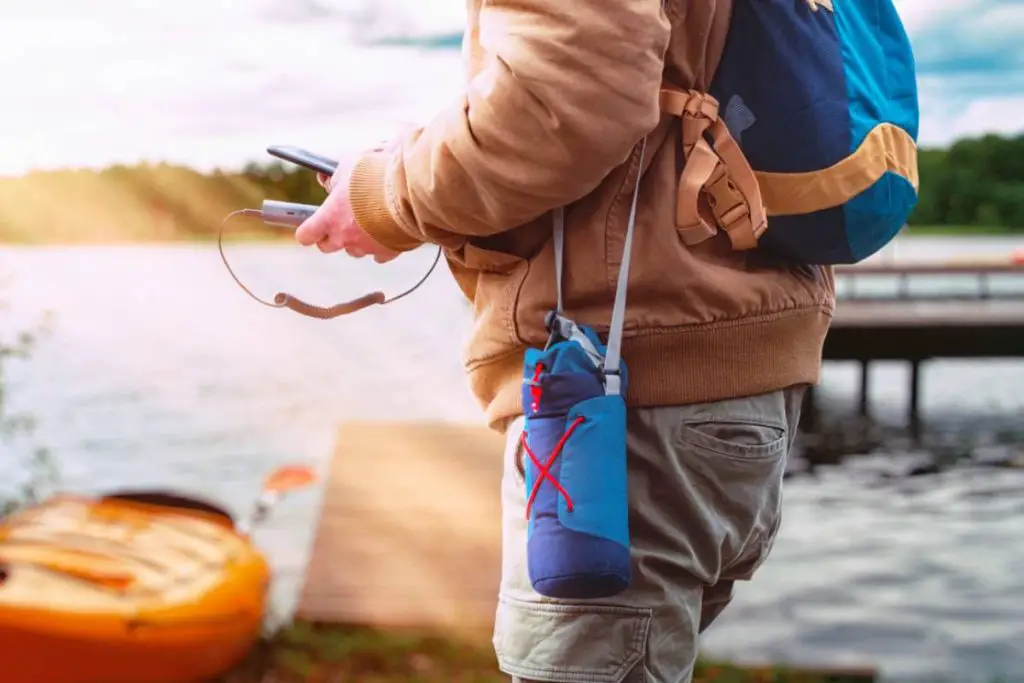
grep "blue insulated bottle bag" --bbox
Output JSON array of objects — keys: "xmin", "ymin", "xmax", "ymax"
[{"xmin": 519, "ymin": 140, "xmax": 648, "ymax": 600}]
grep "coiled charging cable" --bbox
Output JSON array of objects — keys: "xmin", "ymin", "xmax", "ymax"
[{"xmin": 218, "ymin": 204, "xmax": 442, "ymax": 320}]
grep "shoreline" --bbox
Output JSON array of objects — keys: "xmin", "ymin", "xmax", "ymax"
[
  {"xmin": 2, "ymin": 228, "xmax": 1016, "ymax": 248},
  {"xmin": 0, "ymin": 233, "xmax": 296, "ymax": 247},
  {"xmin": 0, "ymin": 161, "xmax": 1019, "ymax": 245},
  {"xmin": 2, "ymin": 129, "xmax": 1021, "ymax": 244},
  {"xmin": 902, "ymin": 224, "xmax": 1017, "ymax": 237}
]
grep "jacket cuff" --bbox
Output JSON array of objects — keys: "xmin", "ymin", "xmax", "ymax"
[{"xmin": 348, "ymin": 151, "xmax": 423, "ymax": 253}]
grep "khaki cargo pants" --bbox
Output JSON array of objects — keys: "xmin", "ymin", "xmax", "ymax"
[{"xmin": 493, "ymin": 387, "xmax": 805, "ymax": 683}]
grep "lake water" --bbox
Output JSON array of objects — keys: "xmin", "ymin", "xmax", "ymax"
[{"xmin": 2, "ymin": 235, "xmax": 1023, "ymax": 682}]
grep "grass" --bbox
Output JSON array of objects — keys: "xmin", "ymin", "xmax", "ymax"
[
  {"xmin": 220, "ymin": 624, "xmax": 502, "ymax": 683},
  {"xmin": 217, "ymin": 623, "xmax": 879, "ymax": 683}
]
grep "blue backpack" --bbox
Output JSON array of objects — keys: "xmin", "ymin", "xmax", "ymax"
[{"xmin": 663, "ymin": 0, "xmax": 920, "ymax": 265}]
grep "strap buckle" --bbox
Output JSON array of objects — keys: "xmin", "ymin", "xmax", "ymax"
[
  {"xmin": 603, "ymin": 368, "xmax": 622, "ymax": 396},
  {"xmin": 705, "ymin": 168, "xmax": 751, "ymax": 229},
  {"xmin": 543, "ymin": 310, "xmax": 571, "ymax": 350}
]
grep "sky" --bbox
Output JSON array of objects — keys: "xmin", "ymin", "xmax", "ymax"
[
  {"xmin": 898, "ymin": 0, "xmax": 1024, "ymax": 143},
  {"xmin": 0, "ymin": 0, "xmax": 1020, "ymax": 174}
]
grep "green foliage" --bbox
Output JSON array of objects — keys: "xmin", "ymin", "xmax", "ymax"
[
  {"xmin": 239, "ymin": 161, "xmax": 328, "ymax": 206},
  {"xmin": 2, "ymin": 133, "xmax": 1024, "ymax": 243},
  {"xmin": 0, "ymin": 293, "xmax": 58, "ymax": 516},
  {"xmin": 0, "ymin": 161, "xmax": 326, "ymax": 243},
  {"xmin": 910, "ymin": 133, "xmax": 1024, "ymax": 231}
]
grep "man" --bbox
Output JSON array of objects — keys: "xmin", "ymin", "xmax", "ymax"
[{"xmin": 296, "ymin": 0, "xmax": 831, "ymax": 680}]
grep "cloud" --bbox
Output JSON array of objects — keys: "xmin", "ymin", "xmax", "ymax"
[{"xmin": 897, "ymin": 0, "xmax": 1024, "ymax": 145}]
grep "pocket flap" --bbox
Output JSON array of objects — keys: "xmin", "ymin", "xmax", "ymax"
[
  {"xmin": 455, "ymin": 241, "xmax": 526, "ymax": 274},
  {"xmin": 493, "ymin": 595, "xmax": 651, "ymax": 682}
]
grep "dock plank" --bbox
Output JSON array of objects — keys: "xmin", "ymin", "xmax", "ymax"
[
  {"xmin": 832, "ymin": 299, "xmax": 1024, "ymax": 328},
  {"xmin": 835, "ymin": 262, "xmax": 1023, "ymax": 276},
  {"xmin": 827, "ymin": 299, "xmax": 1024, "ymax": 361},
  {"xmin": 296, "ymin": 421, "xmax": 505, "ymax": 636}
]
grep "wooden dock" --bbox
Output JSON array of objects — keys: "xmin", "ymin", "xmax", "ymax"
[
  {"xmin": 820, "ymin": 261, "xmax": 1024, "ymax": 430},
  {"xmin": 297, "ymin": 421, "xmax": 505, "ymax": 639}
]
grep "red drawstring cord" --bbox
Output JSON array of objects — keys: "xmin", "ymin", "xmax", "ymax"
[
  {"xmin": 529, "ymin": 363, "xmax": 544, "ymax": 413},
  {"xmin": 522, "ymin": 415, "xmax": 585, "ymax": 521}
]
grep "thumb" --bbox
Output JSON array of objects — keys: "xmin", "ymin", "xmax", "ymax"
[{"xmin": 294, "ymin": 211, "xmax": 329, "ymax": 247}]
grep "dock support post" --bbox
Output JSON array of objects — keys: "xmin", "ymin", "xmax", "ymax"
[
  {"xmin": 909, "ymin": 359, "xmax": 922, "ymax": 441},
  {"xmin": 858, "ymin": 360, "xmax": 871, "ymax": 418}
]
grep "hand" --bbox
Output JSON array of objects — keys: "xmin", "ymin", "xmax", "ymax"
[{"xmin": 294, "ymin": 156, "xmax": 400, "ymax": 263}]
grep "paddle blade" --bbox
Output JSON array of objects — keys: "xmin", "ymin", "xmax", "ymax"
[{"xmin": 263, "ymin": 464, "xmax": 317, "ymax": 495}]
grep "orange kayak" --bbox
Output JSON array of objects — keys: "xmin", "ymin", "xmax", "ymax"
[{"xmin": 0, "ymin": 492, "xmax": 270, "ymax": 683}]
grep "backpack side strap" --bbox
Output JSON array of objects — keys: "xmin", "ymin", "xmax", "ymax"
[{"xmin": 659, "ymin": 87, "xmax": 767, "ymax": 251}]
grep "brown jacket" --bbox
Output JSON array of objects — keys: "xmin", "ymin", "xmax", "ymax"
[{"xmin": 348, "ymin": 0, "xmax": 833, "ymax": 430}]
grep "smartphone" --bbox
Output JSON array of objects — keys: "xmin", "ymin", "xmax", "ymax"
[{"xmin": 266, "ymin": 145, "xmax": 339, "ymax": 176}]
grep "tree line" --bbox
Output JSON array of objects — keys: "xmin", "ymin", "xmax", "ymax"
[
  {"xmin": 0, "ymin": 132, "xmax": 1021, "ymax": 243},
  {"xmin": 911, "ymin": 133, "xmax": 1024, "ymax": 231},
  {"xmin": 239, "ymin": 133, "xmax": 1024, "ymax": 233},
  {"xmin": 242, "ymin": 132, "xmax": 1024, "ymax": 233}
]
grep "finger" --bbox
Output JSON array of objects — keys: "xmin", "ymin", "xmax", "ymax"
[
  {"xmin": 295, "ymin": 216, "xmax": 329, "ymax": 247},
  {"xmin": 316, "ymin": 236, "xmax": 344, "ymax": 254},
  {"xmin": 345, "ymin": 245, "xmax": 368, "ymax": 258},
  {"xmin": 317, "ymin": 172, "xmax": 332, "ymax": 192}
]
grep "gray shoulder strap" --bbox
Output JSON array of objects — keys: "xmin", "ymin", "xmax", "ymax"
[
  {"xmin": 552, "ymin": 137, "xmax": 648, "ymax": 396},
  {"xmin": 553, "ymin": 207, "xmax": 566, "ymax": 315}
]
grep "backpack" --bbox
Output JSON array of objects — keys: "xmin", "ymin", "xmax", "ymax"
[{"xmin": 663, "ymin": 0, "xmax": 920, "ymax": 265}]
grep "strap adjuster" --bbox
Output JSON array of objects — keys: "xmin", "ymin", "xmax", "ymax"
[
  {"xmin": 705, "ymin": 170, "xmax": 748, "ymax": 228},
  {"xmin": 603, "ymin": 368, "xmax": 622, "ymax": 395},
  {"xmin": 544, "ymin": 310, "xmax": 570, "ymax": 351},
  {"xmin": 544, "ymin": 309, "xmax": 559, "ymax": 333}
]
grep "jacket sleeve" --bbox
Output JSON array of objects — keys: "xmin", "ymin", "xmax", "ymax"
[{"xmin": 347, "ymin": 0, "xmax": 671, "ymax": 253}]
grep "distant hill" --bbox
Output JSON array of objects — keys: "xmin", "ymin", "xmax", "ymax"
[
  {"xmin": 1, "ymin": 132, "xmax": 1022, "ymax": 244},
  {"xmin": 0, "ymin": 162, "xmax": 323, "ymax": 244}
]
